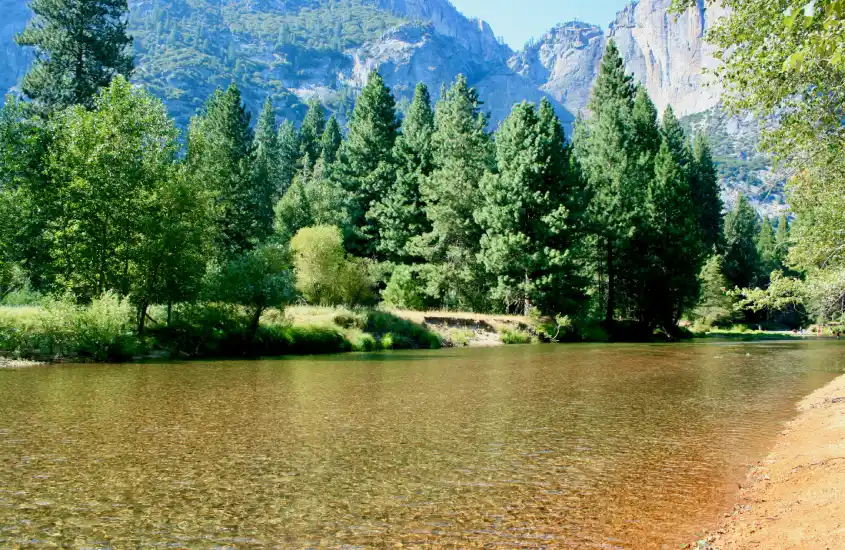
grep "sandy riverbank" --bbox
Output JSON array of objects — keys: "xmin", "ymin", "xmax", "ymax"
[
  {"xmin": 0, "ymin": 357, "xmax": 44, "ymax": 368},
  {"xmin": 700, "ymin": 373, "xmax": 845, "ymax": 549}
]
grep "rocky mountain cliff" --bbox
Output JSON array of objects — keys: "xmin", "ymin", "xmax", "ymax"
[{"xmin": 1, "ymin": 0, "xmax": 780, "ymax": 210}]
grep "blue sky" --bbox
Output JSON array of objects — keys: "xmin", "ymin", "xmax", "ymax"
[{"xmin": 449, "ymin": 0, "xmax": 630, "ymax": 48}]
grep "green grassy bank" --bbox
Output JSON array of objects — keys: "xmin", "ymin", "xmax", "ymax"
[{"xmin": 0, "ymin": 296, "xmax": 539, "ymax": 363}]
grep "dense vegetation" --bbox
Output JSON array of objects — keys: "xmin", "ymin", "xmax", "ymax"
[{"xmin": 0, "ymin": 0, "xmax": 834, "ymax": 361}]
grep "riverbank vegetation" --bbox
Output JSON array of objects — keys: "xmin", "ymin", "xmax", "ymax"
[{"xmin": 1, "ymin": 0, "xmax": 842, "ymax": 362}]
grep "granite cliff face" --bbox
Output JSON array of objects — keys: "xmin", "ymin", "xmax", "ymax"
[
  {"xmin": 0, "ymin": 0, "xmax": 722, "ymax": 126},
  {"xmin": 511, "ymin": 0, "xmax": 725, "ymax": 117}
]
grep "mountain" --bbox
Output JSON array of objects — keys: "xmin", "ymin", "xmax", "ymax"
[{"xmin": 0, "ymin": 0, "xmax": 782, "ymax": 211}]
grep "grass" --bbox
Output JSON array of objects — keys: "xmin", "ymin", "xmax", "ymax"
[{"xmin": 691, "ymin": 324, "xmax": 816, "ymax": 341}]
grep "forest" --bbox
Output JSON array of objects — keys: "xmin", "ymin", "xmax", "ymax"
[{"xmin": 0, "ymin": 0, "xmax": 840, "ymax": 361}]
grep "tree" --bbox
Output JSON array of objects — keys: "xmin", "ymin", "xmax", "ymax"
[
  {"xmin": 756, "ymin": 217, "xmax": 779, "ymax": 284},
  {"xmin": 320, "ymin": 115, "xmax": 342, "ymax": 165},
  {"xmin": 690, "ymin": 134, "xmax": 724, "ymax": 252},
  {"xmin": 573, "ymin": 40, "xmax": 646, "ymax": 325},
  {"xmin": 46, "ymin": 77, "xmax": 178, "ymax": 299},
  {"xmin": 290, "ymin": 226, "xmax": 374, "ymax": 307},
  {"xmin": 333, "ymin": 70, "xmax": 399, "ymax": 257},
  {"xmin": 370, "ymin": 83, "xmax": 434, "ymax": 263},
  {"xmin": 16, "ymin": 0, "xmax": 134, "ymax": 113},
  {"xmin": 251, "ymin": 98, "xmax": 282, "ymax": 242},
  {"xmin": 277, "ymin": 120, "xmax": 299, "ymax": 196},
  {"xmin": 775, "ymin": 215, "xmax": 791, "ymax": 268},
  {"xmin": 641, "ymin": 137, "xmax": 705, "ymax": 330},
  {"xmin": 298, "ymin": 98, "xmax": 326, "ymax": 163},
  {"xmin": 723, "ymin": 195, "xmax": 762, "ymax": 290},
  {"xmin": 693, "ymin": 254, "xmax": 734, "ymax": 327},
  {"xmin": 414, "ymin": 75, "xmax": 493, "ymax": 311},
  {"xmin": 475, "ymin": 100, "xmax": 586, "ymax": 315},
  {"xmin": 186, "ymin": 84, "xmax": 254, "ymax": 258},
  {"xmin": 205, "ymin": 244, "xmax": 295, "ymax": 338}
]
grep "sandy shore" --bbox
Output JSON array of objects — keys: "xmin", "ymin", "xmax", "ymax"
[
  {"xmin": 0, "ymin": 357, "xmax": 44, "ymax": 368},
  {"xmin": 700, "ymin": 373, "xmax": 845, "ymax": 549}
]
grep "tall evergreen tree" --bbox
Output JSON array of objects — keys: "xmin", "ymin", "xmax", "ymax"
[
  {"xmin": 414, "ymin": 75, "xmax": 493, "ymax": 311},
  {"xmin": 756, "ymin": 217, "xmax": 778, "ymax": 283},
  {"xmin": 690, "ymin": 134, "xmax": 724, "ymax": 252},
  {"xmin": 16, "ymin": 0, "xmax": 134, "ymax": 113},
  {"xmin": 277, "ymin": 120, "xmax": 299, "ymax": 196},
  {"xmin": 298, "ymin": 98, "xmax": 327, "ymax": 164},
  {"xmin": 573, "ymin": 40, "xmax": 643, "ymax": 325},
  {"xmin": 641, "ymin": 138, "xmax": 705, "ymax": 330},
  {"xmin": 371, "ymin": 83, "xmax": 434, "ymax": 263},
  {"xmin": 476, "ymin": 100, "xmax": 586, "ymax": 315},
  {"xmin": 320, "ymin": 115, "xmax": 342, "ymax": 165},
  {"xmin": 251, "ymin": 98, "xmax": 281, "ymax": 242},
  {"xmin": 723, "ymin": 194, "xmax": 762, "ymax": 290},
  {"xmin": 334, "ymin": 70, "xmax": 399, "ymax": 257},
  {"xmin": 775, "ymin": 215, "xmax": 791, "ymax": 267},
  {"xmin": 186, "ymin": 83, "xmax": 254, "ymax": 258}
]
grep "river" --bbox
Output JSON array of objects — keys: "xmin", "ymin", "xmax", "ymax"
[{"xmin": 1, "ymin": 341, "xmax": 843, "ymax": 548}]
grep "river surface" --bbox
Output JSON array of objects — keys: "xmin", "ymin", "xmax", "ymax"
[{"xmin": 1, "ymin": 342, "xmax": 843, "ymax": 548}]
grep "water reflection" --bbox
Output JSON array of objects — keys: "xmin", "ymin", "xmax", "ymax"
[{"xmin": 1, "ymin": 342, "xmax": 842, "ymax": 548}]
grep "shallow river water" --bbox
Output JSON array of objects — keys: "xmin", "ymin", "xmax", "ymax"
[{"xmin": 1, "ymin": 341, "xmax": 844, "ymax": 548}]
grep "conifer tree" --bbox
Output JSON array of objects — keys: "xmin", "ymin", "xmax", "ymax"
[
  {"xmin": 186, "ymin": 83, "xmax": 254, "ymax": 258},
  {"xmin": 573, "ymin": 40, "xmax": 641, "ymax": 325},
  {"xmin": 693, "ymin": 254, "xmax": 734, "ymax": 327},
  {"xmin": 320, "ymin": 115, "xmax": 342, "ymax": 165},
  {"xmin": 756, "ymin": 217, "xmax": 778, "ymax": 284},
  {"xmin": 414, "ymin": 75, "xmax": 493, "ymax": 310},
  {"xmin": 690, "ymin": 134, "xmax": 724, "ymax": 252},
  {"xmin": 277, "ymin": 120, "xmax": 299, "ymax": 195},
  {"xmin": 775, "ymin": 215, "xmax": 791, "ymax": 267},
  {"xmin": 723, "ymin": 194, "xmax": 762, "ymax": 290},
  {"xmin": 16, "ymin": 0, "xmax": 134, "ymax": 113},
  {"xmin": 251, "ymin": 98, "xmax": 282, "ymax": 242},
  {"xmin": 641, "ymin": 138, "xmax": 705, "ymax": 329},
  {"xmin": 333, "ymin": 70, "xmax": 399, "ymax": 257},
  {"xmin": 371, "ymin": 83, "xmax": 434, "ymax": 263},
  {"xmin": 476, "ymin": 100, "xmax": 586, "ymax": 315},
  {"xmin": 299, "ymin": 98, "xmax": 326, "ymax": 162}
]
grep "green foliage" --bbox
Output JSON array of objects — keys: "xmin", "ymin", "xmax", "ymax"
[
  {"xmin": 692, "ymin": 255, "xmax": 735, "ymax": 327},
  {"xmin": 186, "ymin": 83, "xmax": 255, "ymax": 258},
  {"xmin": 334, "ymin": 71, "xmax": 399, "ymax": 257},
  {"xmin": 381, "ymin": 265, "xmax": 429, "ymax": 311},
  {"xmin": 0, "ymin": 292, "xmax": 140, "ymax": 361},
  {"xmin": 204, "ymin": 244, "xmax": 295, "ymax": 337},
  {"xmin": 500, "ymin": 328, "xmax": 534, "ymax": 345},
  {"xmin": 251, "ymin": 98, "xmax": 283, "ymax": 241},
  {"xmin": 273, "ymin": 156, "xmax": 348, "ymax": 243},
  {"xmin": 16, "ymin": 0, "xmax": 134, "ymax": 114},
  {"xmin": 414, "ymin": 75, "xmax": 493, "ymax": 311},
  {"xmin": 475, "ymin": 99, "xmax": 587, "ymax": 316},
  {"xmin": 371, "ymin": 83, "xmax": 434, "ymax": 263},
  {"xmin": 46, "ymin": 76, "xmax": 181, "ymax": 299},
  {"xmin": 690, "ymin": 134, "xmax": 724, "ymax": 252},
  {"xmin": 320, "ymin": 115, "xmax": 342, "ymax": 165},
  {"xmin": 723, "ymin": 195, "xmax": 763, "ymax": 290},
  {"xmin": 299, "ymin": 98, "xmax": 327, "ymax": 162},
  {"xmin": 290, "ymin": 226, "xmax": 374, "ymax": 307}
]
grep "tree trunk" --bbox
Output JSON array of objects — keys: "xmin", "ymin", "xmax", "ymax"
[
  {"xmin": 524, "ymin": 271, "xmax": 531, "ymax": 316},
  {"xmin": 138, "ymin": 301, "xmax": 148, "ymax": 336},
  {"xmin": 249, "ymin": 306, "xmax": 263, "ymax": 340},
  {"xmin": 605, "ymin": 239, "xmax": 616, "ymax": 326}
]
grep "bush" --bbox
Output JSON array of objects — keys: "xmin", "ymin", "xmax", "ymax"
[
  {"xmin": 365, "ymin": 310, "xmax": 441, "ymax": 349},
  {"xmin": 382, "ymin": 265, "xmax": 427, "ymax": 310},
  {"xmin": 291, "ymin": 226, "xmax": 375, "ymax": 307},
  {"xmin": 500, "ymin": 329, "xmax": 533, "ymax": 345}
]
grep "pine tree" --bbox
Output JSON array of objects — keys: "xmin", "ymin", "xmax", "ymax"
[
  {"xmin": 573, "ymin": 40, "xmax": 642, "ymax": 325},
  {"xmin": 251, "ymin": 98, "xmax": 281, "ymax": 242},
  {"xmin": 775, "ymin": 215, "xmax": 791, "ymax": 268},
  {"xmin": 186, "ymin": 83, "xmax": 254, "ymax": 258},
  {"xmin": 723, "ymin": 194, "xmax": 762, "ymax": 290},
  {"xmin": 277, "ymin": 120, "xmax": 299, "ymax": 196},
  {"xmin": 476, "ymin": 100, "xmax": 586, "ymax": 315},
  {"xmin": 693, "ymin": 254, "xmax": 734, "ymax": 327},
  {"xmin": 756, "ymin": 217, "xmax": 778, "ymax": 284},
  {"xmin": 298, "ymin": 98, "xmax": 327, "ymax": 164},
  {"xmin": 16, "ymin": 0, "xmax": 134, "ymax": 113},
  {"xmin": 690, "ymin": 134, "xmax": 724, "ymax": 252},
  {"xmin": 414, "ymin": 75, "xmax": 493, "ymax": 311},
  {"xmin": 334, "ymin": 70, "xmax": 399, "ymax": 257},
  {"xmin": 320, "ymin": 115, "xmax": 342, "ymax": 165},
  {"xmin": 641, "ymin": 138, "xmax": 705, "ymax": 330},
  {"xmin": 371, "ymin": 83, "xmax": 434, "ymax": 263}
]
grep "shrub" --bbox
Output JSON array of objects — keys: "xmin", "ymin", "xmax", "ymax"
[
  {"xmin": 382, "ymin": 265, "xmax": 427, "ymax": 310},
  {"xmin": 365, "ymin": 310, "xmax": 441, "ymax": 349},
  {"xmin": 500, "ymin": 329, "xmax": 533, "ymax": 345},
  {"xmin": 291, "ymin": 226, "xmax": 375, "ymax": 307}
]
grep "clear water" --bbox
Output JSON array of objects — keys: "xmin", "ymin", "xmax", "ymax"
[{"xmin": 1, "ymin": 341, "xmax": 843, "ymax": 548}]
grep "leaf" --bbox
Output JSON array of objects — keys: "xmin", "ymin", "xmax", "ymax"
[{"xmin": 783, "ymin": 51, "xmax": 806, "ymax": 71}]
